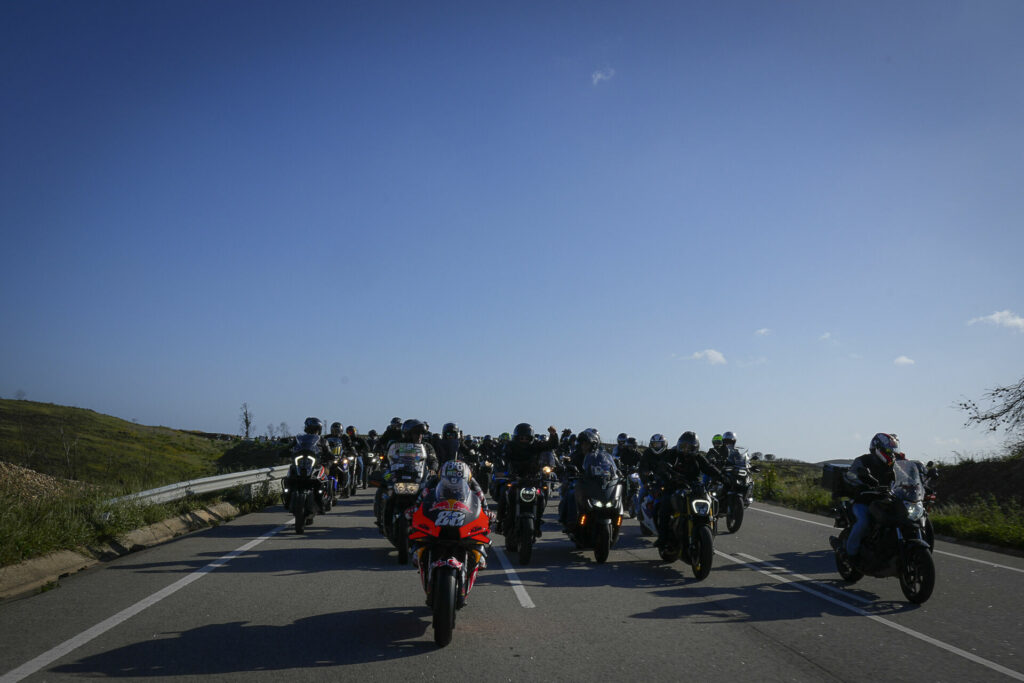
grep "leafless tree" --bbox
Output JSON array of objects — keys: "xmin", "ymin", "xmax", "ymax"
[
  {"xmin": 278, "ymin": 421, "xmax": 291, "ymax": 438},
  {"xmin": 266, "ymin": 423, "xmax": 278, "ymax": 439},
  {"xmin": 959, "ymin": 375, "xmax": 1024, "ymax": 450},
  {"xmin": 240, "ymin": 402, "xmax": 254, "ymax": 439}
]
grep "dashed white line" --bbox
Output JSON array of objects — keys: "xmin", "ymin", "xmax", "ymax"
[
  {"xmin": 1, "ymin": 524, "xmax": 289, "ymax": 683},
  {"xmin": 715, "ymin": 549, "xmax": 1024, "ymax": 682},
  {"xmin": 491, "ymin": 546, "xmax": 536, "ymax": 608},
  {"xmin": 748, "ymin": 505, "xmax": 1024, "ymax": 574}
]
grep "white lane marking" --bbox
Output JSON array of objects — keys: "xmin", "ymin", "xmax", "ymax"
[
  {"xmin": 491, "ymin": 546, "xmax": 536, "ymax": 608},
  {"xmin": 734, "ymin": 552, "xmax": 872, "ymax": 605},
  {"xmin": 748, "ymin": 505, "xmax": 1024, "ymax": 574},
  {"xmin": 1, "ymin": 524, "xmax": 289, "ymax": 683},
  {"xmin": 715, "ymin": 549, "xmax": 1024, "ymax": 682}
]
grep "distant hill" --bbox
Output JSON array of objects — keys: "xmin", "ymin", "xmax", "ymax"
[{"xmin": 0, "ymin": 399, "xmax": 283, "ymax": 493}]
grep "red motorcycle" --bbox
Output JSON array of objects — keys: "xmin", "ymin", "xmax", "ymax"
[{"xmin": 408, "ymin": 479, "xmax": 491, "ymax": 647}]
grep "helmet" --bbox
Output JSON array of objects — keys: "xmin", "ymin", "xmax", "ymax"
[
  {"xmin": 402, "ymin": 419, "xmax": 428, "ymax": 441},
  {"xmin": 347, "ymin": 425, "xmax": 357, "ymax": 437},
  {"xmin": 390, "ymin": 417, "xmax": 402, "ymax": 428},
  {"xmin": 513, "ymin": 423, "xmax": 535, "ymax": 442},
  {"xmin": 649, "ymin": 434, "xmax": 667, "ymax": 454},
  {"xmin": 870, "ymin": 433, "xmax": 898, "ymax": 465},
  {"xmin": 712, "ymin": 434, "xmax": 724, "ymax": 447},
  {"xmin": 329, "ymin": 422, "xmax": 342, "ymax": 437},
  {"xmin": 304, "ymin": 417, "xmax": 324, "ymax": 435},
  {"xmin": 483, "ymin": 434, "xmax": 492, "ymax": 443},
  {"xmin": 463, "ymin": 436, "xmax": 474, "ymax": 447},
  {"xmin": 438, "ymin": 460, "xmax": 471, "ymax": 498},
  {"xmin": 626, "ymin": 437, "xmax": 638, "ymax": 447},
  {"xmin": 722, "ymin": 431, "xmax": 737, "ymax": 447},
  {"xmin": 617, "ymin": 432, "xmax": 628, "ymax": 446},
  {"xmin": 442, "ymin": 422, "xmax": 461, "ymax": 440},
  {"xmin": 499, "ymin": 432, "xmax": 511, "ymax": 442},
  {"xmin": 368, "ymin": 429, "xmax": 378, "ymax": 438},
  {"xmin": 578, "ymin": 428, "xmax": 601, "ymax": 447},
  {"xmin": 562, "ymin": 428, "xmax": 572, "ymax": 435},
  {"xmin": 676, "ymin": 431, "xmax": 700, "ymax": 454}
]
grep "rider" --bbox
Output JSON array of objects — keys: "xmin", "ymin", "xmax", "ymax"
[
  {"xmin": 836, "ymin": 433, "xmax": 900, "ymax": 563},
  {"xmin": 611, "ymin": 433, "xmax": 628, "ymax": 462},
  {"xmin": 436, "ymin": 422, "xmax": 464, "ymax": 465},
  {"xmin": 373, "ymin": 419, "xmax": 439, "ymax": 531},
  {"xmin": 707, "ymin": 434, "xmax": 729, "ymax": 467},
  {"xmin": 558, "ymin": 428, "xmax": 603, "ymax": 527},
  {"xmin": 497, "ymin": 422, "xmax": 559, "ymax": 536},
  {"xmin": 652, "ymin": 432, "xmax": 722, "ymax": 548},
  {"xmin": 375, "ymin": 417, "xmax": 405, "ymax": 461},
  {"xmin": 617, "ymin": 437, "xmax": 643, "ymax": 472},
  {"xmin": 346, "ymin": 426, "xmax": 370, "ymax": 487},
  {"xmin": 559, "ymin": 429, "xmax": 574, "ymax": 457},
  {"xmin": 721, "ymin": 431, "xmax": 748, "ymax": 468}
]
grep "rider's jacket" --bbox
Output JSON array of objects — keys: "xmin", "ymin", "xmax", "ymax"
[
  {"xmin": 707, "ymin": 445, "xmax": 730, "ymax": 467},
  {"xmin": 505, "ymin": 432, "xmax": 558, "ymax": 477},
  {"xmin": 652, "ymin": 448, "xmax": 722, "ymax": 486},
  {"xmin": 638, "ymin": 447, "xmax": 673, "ymax": 483},
  {"xmin": 725, "ymin": 447, "xmax": 749, "ymax": 468},
  {"xmin": 845, "ymin": 453, "xmax": 895, "ymax": 503},
  {"xmin": 616, "ymin": 445, "xmax": 642, "ymax": 470}
]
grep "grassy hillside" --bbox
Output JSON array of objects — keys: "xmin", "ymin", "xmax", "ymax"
[{"xmin": 0, "ymin": 399, "xmax": 282, "ymax": 493}]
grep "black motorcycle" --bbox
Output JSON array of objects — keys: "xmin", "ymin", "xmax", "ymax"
[
  {"xmin": 830, "ymin": 459, "xmax": 935, "ymax": 604},
  {"xmin": 380, "ymin": 443, "xmax": 429, "ymax": 564},
  {"xmin": 658, "ymin": 473, "xmax": 718, "ymax": 580},
  {"xmin": 502, "ymin": 472, "xmax": 545, "ymax": 565},
  {"xmin": 564, "ymin": 452, "xmax": 623, "ymax": 563},
  {"xmin": 717, "ymin": 457, "xmax": 760, "ymax": 533},
  {"xmin": 284, "ymin": 434, "xmax": 327, "ymax": 534}
]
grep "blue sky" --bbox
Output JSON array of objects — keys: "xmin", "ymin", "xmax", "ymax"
[{"xmin": 2, "ymin": 1, "xmax": 1022, "ymax": 462}]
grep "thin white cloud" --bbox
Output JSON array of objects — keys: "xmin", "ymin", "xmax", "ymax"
[
  {"xmin": 755, "ymin": 328, "xmax": 771, "ymax": 336},
  {"xmin": 591, "ymin": 67, "xmax": 616, "ymax": 85},
  {"xmin": 894, "ymin": 355, "xmax": 915, "ymax": 366},
  {"xmin": 819, "ymin": 332, "xmax": 832, "ymax": 341},
  {"xmin": 689, "ymin": 349, "xmax": 727, "ymax": 365},
  {"xmin": 968, "ymin": 310, "xmax": 1024, "ymax": 333}
]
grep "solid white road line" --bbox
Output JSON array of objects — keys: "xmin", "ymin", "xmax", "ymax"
[
  {"xmin": 1, "ymin": 524, "xmax": 289, "ymax": 683},
  {"xmin": 748, "ymin": 505, "xmax": 1024, "ymax": 574},
  {"xmin": 715, "ymin": 549, "xmax": 1024, "ymax": 682},
  {"xmin": 734, "ymin": 552, "xmax": 872, "ymax": 605},
  {"xmin": 491, "ymin": 546, "xmax": 536, "ymax": 609}
]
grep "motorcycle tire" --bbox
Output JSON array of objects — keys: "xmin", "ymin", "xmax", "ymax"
[
  {"xmin": 834, "ymin": 528, "xmax": 863, "ymax": 583},
  {"xmin": 726, "ymin": 494, "xmax": 744, "ymax": 533},
  {"xmin": 594, "ymin": 521, "xmax": 612, "ymax": 564},
  {"xmin": 924, "ymin": 517, "xmax": 935, "ymax": 551},
  {"xmin": 433, "ymin": 567, "xmax": 457, "ymax": 647},
  {"xmin": 397, "ymin": 515, "xmax": 410, "ymax": 565},
  {"xmin": 691, "ymin": 525, "xmax": 714, "ymax": 581},
  {"xmin": 658, "ymin": 545, "xmax": 680, "ymax": 562},
  {"xmin": 519, "ymin": 518, "xmax": 534, "ymax": 565},
  {"xmin": 294, "ymin": 512, "xmax": 305, "ymax": 534},
  {"xmin": 899, "ymin": 544, "xmax": 936, "ymax": 604}
]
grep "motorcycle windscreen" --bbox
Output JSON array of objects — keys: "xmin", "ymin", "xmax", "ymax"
[
  {"xmin": 294, "ymin": 434, "xmax": 321, "ymax": 455},
  {"xmin": 387, "ymin": 443, "xmax": 428, "ymax": 477},
  {"xmin": 892, "ymin": 460, "xmax": 925, "ymax": 502},
  {"xmin": 326, "ymin": 437, "xmax": 345, "ymax": 456},
  {"xmin": 411, "ymin": 480, "xmax": 489, "ymax": 541},
  {"xmin": 582, "ymin": 451, "xmax": 617, "ymax": 480}
]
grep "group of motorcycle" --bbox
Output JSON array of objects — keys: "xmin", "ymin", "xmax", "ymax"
[{"xmin": 282, "ymin": 435, "xmax": 371, "ymax": 534}]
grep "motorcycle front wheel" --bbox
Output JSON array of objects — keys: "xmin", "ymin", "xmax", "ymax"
[
  {"xmin": 691, "ymin": 525, "xmax": 714, "ymax": 580},
  {"xmin": 518, "ymin": 518, "xmax": 534, "ymax": 565},
  {"xmin": 594, "ymin": 521, "xmax": 612, "ymax": 564},
  {"xmin": 726, "ymin": 494, "xmax": 744, "ymax": 533},
  {"xmin": 899, "ymin": 544, "xmax": 936, "ymax": 604},
  {"xmin": 432, "ymin": 568, "xmax": 457, "ymax": 647},
  {"xmin": 397, "ymin": 516, "xmax": 410, "ymax": 565},
  {"xmin": 834, "ymin": 528, "xmax": 863, "ymax": 583}
]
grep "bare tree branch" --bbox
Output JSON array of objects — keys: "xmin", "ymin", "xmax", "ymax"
[{"xmin": 959, "ymin": 375, "xmax": 1024, "ymax": 439}]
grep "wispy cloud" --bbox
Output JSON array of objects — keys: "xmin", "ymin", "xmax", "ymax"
[
  {"xmin": 689, "ymin": 349, "xmax": 727, "ymax": 365},
  {"xmin": 755, "ymin": 328, "xmax": 771, "ymax": 336},
  {"xmin": 968, "ymin": 310, "xmax": 1024, "ymax": 333},
  {"xmin": 819, "ymin": 332, "xmax": 839, "ymax": 344},
  {"xmin": 736, "ymin": 356, "xmax": 767, "ymax": 368},
  {"xmin": 591, "ymin": 67, "xmax": 616, "ymax": 85},
  {"xmin": 894, "ymin": 355, "xmax": 915, "ymax": 366}
]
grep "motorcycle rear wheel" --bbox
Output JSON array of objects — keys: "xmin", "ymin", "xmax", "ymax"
[
  {"xmin": 834, "ymin": 528, "xmax": 863, "ymax": 582},
  {"xmin": 397, "ymin": 516, "xmax": 410, "ymax": 565},
  {"xmin": 518, "ymin": 518, "xmax": 534, "ymax": 565},
  {"xmin": 899, "ymin": 544, "xmax": 936, "ymax": 604},
  {"xmin": 726, "ymin": 494, "xmax": 744, "ymax": 533},
  {"xmin": 594, "ymin": 522, "xmax": 612, "ymax": 564},
  {"xmin": 432, "ymin": 568, "xmax": 457, "ymax": 647},
  {"xmin": 691, "ymin": 525, "xmax": 714, "ymax": 580}
]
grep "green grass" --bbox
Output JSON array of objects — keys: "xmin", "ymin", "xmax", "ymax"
[{"xmin": 0, "ymin": 399, "xmax": 284, "ymax": 492}]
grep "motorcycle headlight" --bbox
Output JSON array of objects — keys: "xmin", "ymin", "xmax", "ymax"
[
  {"xmin": 394, "ymin": 482, "xmax": 417, "ymax": 495},
  {"xmin": 542, "ymin": 466, "xmax": 553, "ymax": 474},
  {"xmin": 736, "ymin": 469, "xmax": 747, "ymax": 476},
  {"xmin": 589, "ymin": 499, "xmax": 605, "ymax": 508},
  {"xmin": 519, "ymin": 487, "xmax": 537, "ymax": 503},
  {"xmin": 906, "ymin": 502, "xmax": 925, "ymax": 522},
  {"xmin": 692, "ymin": 499, "xmax": 711, "ymax": 516}
]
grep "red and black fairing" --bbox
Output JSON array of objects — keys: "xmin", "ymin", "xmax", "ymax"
[{"xmin": 409, "ymin": 481, "xmax": 490, "ymax": 606}]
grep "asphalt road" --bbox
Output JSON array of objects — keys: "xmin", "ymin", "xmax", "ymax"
[{"xmin": 2, "ymin": 491, "xmax": 1023, "ymax": 682}]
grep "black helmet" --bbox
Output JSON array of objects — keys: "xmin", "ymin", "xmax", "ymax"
[
  {"xmin": 562, "ymin": 428, "xmax": 572, "ymax": 435},
  {"xmin": 442, "ymin": 422, "xmax": 461, "ymax": 439},
  {"xmin": 722, "ymin": 431, "xmax": 737, "ymax": 447},
  {"xmin": 329, "ymin": 422, "xmax": 342, "ymax": 437},
  {"xmin": 578, "ymin": 428, "xmax": 601, "ymax": 447},
  {"xmin": 401, "ymin": 419, "xmax": 428, "ymax": 441},
  {"xmin": 617, "ymin": 432, "xmax": 628, "ymax": 445},
  {"xmin": 513, "ymin": 423, "xmax": 535, "ymax": 442},
  {"xmin": 483, "ymin": 434, "xmax": 492, "ymax": 442},
  {"xmin": 390, "ymin": 417, "xmax": 402, "ymax": 428},
  {"xmin": 676, "ymin": 431, "xmax": 700, "ymax": 454},
  {"xmin": 626, "ymin": 437, "xmax": 638, "ymax": 447},
  {"xmin": 368, "ymin": 429, "xmax": 378, "ymax": 437},
  {"xmin": 304, "ymin": 417, "xmax": 324, "ymax": 435}
]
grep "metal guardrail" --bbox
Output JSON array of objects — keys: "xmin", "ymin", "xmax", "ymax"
[{"xmin": 111, "ymin": 466, "xmax": 290, "ymax": 505}]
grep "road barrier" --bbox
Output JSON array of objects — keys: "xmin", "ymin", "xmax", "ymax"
[{"xmin": 110, "ymin": 466, "xmax": 290, "ymax": 505}]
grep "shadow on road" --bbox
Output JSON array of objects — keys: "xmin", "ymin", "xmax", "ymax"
[{"xmin": 50, "ymin": 608, "xmax": 434, "ymax": 676}]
